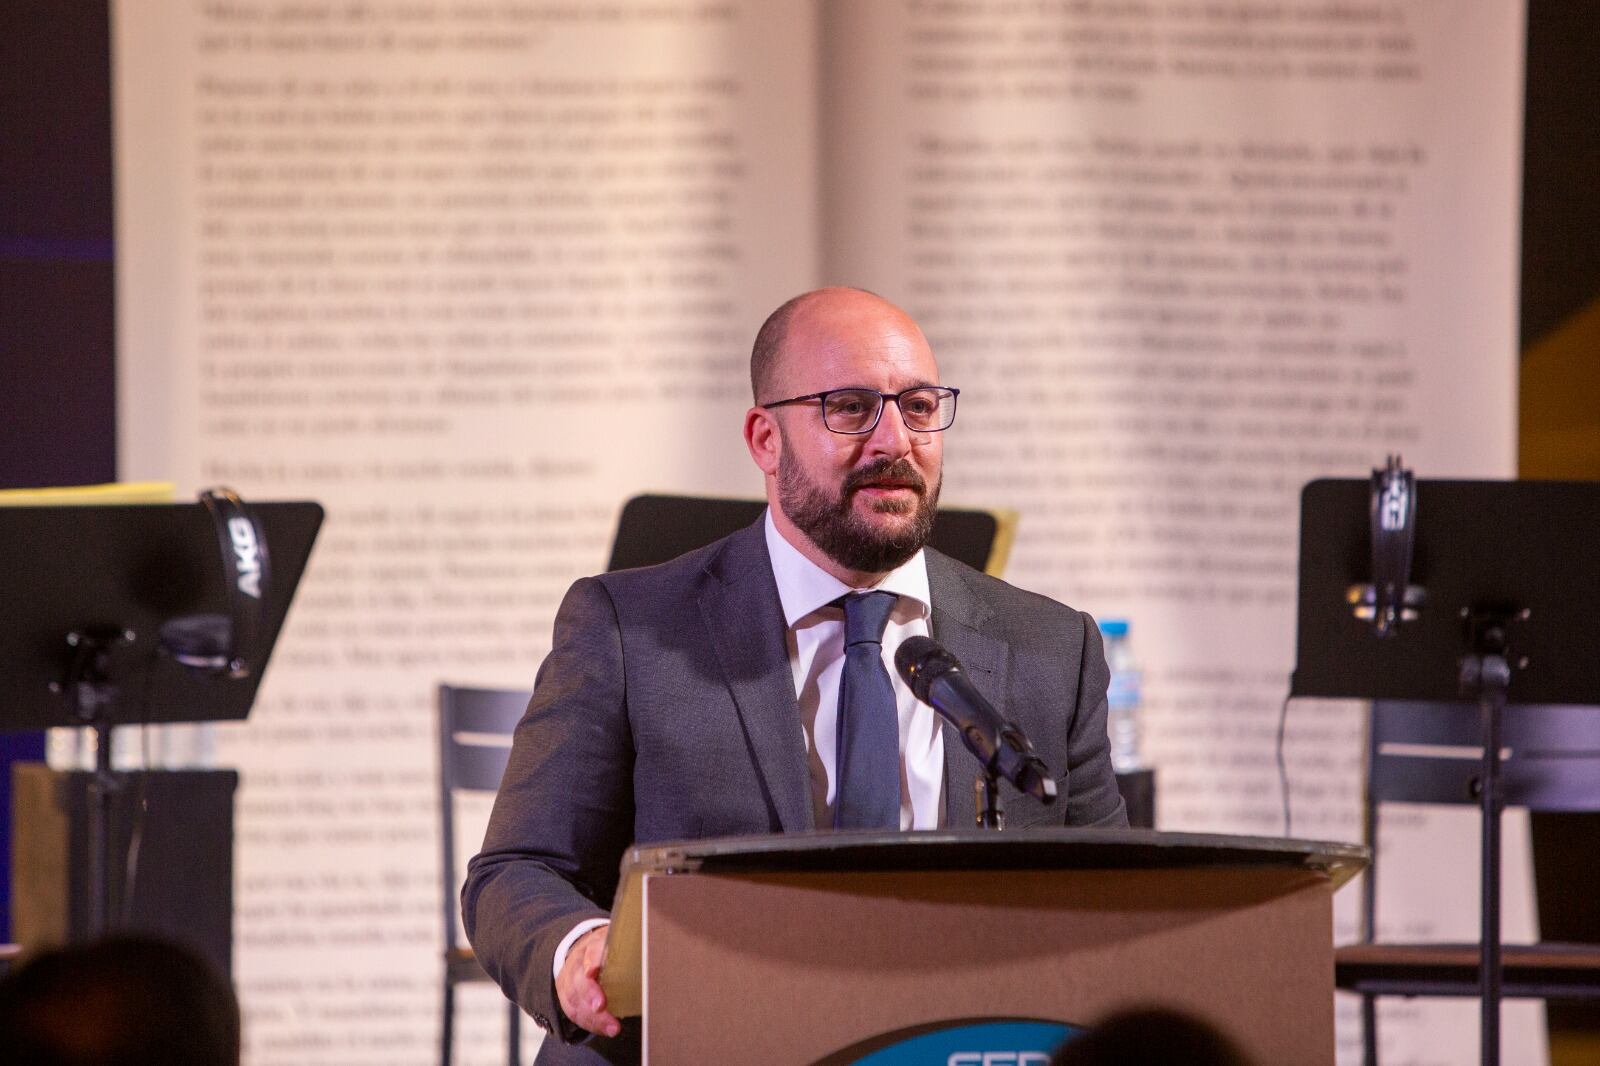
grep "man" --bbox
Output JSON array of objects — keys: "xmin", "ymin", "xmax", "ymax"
[{"xmin": 463, "ymin": 287, "xmax": 1126, "ymax": 1063}]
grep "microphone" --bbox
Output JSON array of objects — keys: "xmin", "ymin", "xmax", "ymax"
[{"xmin": 894, "ymin": 636, "xmax": 1057, "ymax": 804}]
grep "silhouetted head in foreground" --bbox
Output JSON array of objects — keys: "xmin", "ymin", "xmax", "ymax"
[
  {"xmin": 1050, "ymin": 1007, "xmax": 1256, "ymax": 1066},
  {"xmin": 0, "ymin": 935, "xmax": 240, "ymax": 1066}
]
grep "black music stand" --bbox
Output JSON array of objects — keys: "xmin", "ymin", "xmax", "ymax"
[
  {"xmin": 1292, "ymin": 477, "xmax": 1600, "ymax": 1066},
  {"xmin": 0, "ymin": 499, "xmax": 323, "ymax": 937}
]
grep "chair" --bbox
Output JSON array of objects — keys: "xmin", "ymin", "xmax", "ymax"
[
  {"xmin": 606, "ymin": 493, "xmax": 1016, "ymax": 576},
  {"xmin": 438, "ymin": 684, "xmax": 532, "ymax": 1066},
  {"xmin": 1336, "ymin": 700, "xmax": 1600, "ymax": 1063}
]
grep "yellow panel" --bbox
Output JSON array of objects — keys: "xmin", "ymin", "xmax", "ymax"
[
  {"xmin": 983, "ymin": 507, "xmax": 1019, "ymax": 578},
  {"xmin": 0, "ymin": 481, "xmax": 176, "ymax": 506},
  {"xmin": 1520, "ymin": 299, "xmax": 1600, "ymax": 480}
]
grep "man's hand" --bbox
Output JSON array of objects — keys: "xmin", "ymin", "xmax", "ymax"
[{"xmin": 556, "ymin": 925, "xmax": 621, "ymax": 1038}]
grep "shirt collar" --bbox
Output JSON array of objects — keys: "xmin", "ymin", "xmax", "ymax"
[{"xmin": 763, "ymin": 507, "xmax": 931, "ymax": 627}]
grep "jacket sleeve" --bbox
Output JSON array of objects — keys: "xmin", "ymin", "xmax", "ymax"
[
  {"xmin": 461, "ymin": 576, "xmax": 636, "ymax": 1041},
  {"xmin": 1061, "ymin": 610, "xmax": 1129, "ymax": 828}
]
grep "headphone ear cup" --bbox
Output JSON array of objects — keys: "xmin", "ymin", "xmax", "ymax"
[{"xmin": 158, "ymin": 614, "xmax": 234, "ymax": 672}]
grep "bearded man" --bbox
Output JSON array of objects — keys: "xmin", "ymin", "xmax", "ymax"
[{"xmin": 463, "ymin": 287, "xmax": 1127, "ymax": 1065}]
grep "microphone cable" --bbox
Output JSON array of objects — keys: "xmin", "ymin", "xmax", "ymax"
[
  {"xmin": 120, "ymin": 663, "xmax": 157, "ymax": 926},
  {"xmin": 1275, "ymin": 678, "xmax": 1293, "ymax": 837}
]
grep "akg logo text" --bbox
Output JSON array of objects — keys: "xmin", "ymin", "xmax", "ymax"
[
  {"xmin": 947, "ymin": 1054, "xmax": 1051, "ymax": 1066},
  {"xmin": 228, "ymin": 516, "xmax": 263, "ymax": 598}
]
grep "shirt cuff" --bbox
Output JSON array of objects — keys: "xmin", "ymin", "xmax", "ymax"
[{"xmin": 552, "ymin": 917, "xmax": 612, "ymax": 981}]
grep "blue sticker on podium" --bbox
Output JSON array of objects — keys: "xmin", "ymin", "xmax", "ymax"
[{"xmin": 820, "ymin": 1018, "xmax": 1080, "ymax": 1065}]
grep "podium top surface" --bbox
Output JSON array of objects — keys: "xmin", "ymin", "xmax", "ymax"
[
  {"xmin": 622, "ymin": 827, "xmax": 1368, "ymax": 889},
  {"xmin": 598, "ymin": 828, "xmax": 1367, "ymax": 1018}
]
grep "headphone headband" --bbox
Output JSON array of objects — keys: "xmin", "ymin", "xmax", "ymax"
[{"xmin": 198, "ymin": 487, "xmax": 269, "ymax": 678}]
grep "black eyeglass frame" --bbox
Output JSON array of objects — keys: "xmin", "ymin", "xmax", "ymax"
[{"xmin": 759, "ymin": 386, "xmax": 961, "ymax": 435}]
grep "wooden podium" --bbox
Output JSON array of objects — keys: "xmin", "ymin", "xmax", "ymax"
[{"xmin": 599, "ymin": 829, "xmax": 1365, "ymax": 1065}]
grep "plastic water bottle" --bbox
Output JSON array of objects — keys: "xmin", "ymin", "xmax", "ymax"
[{"xmin": 1099, "ymin": 619, "xmax": 1144, "ymax": 772}]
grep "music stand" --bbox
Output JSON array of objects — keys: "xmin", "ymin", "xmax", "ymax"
[
  {"xmin": 0, "ymin": 499, "xmax": 323, "ymax": 937},
  {"xmin": 1292, "ymin": 477, "xmax": 1600, "ymax": 1066}
]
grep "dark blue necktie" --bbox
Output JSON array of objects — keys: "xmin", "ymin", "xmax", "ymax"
[{"xmin": 834, "ymin": 590, "xmax": 901, "ymax": 829}]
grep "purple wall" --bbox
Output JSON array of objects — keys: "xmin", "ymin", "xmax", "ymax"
[{"xmin": 0, "ymin": 0, "xmax": 116, "ymax": 942}]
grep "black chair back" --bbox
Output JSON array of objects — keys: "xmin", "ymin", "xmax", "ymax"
[
  {"xmin": 436, "ymin": 684, "xmax": 530, "ymax": 1066},
  {"xmin": 605, "ymin": 494, "xmax": 1010, "ymax": 575},
  {"xmin": 1370, "ymin": 700, "xmax": 1600, "ymax": 811},
  {"xmin": 440, "ymin": 686, "xmax": 527, "ymax": 794}
]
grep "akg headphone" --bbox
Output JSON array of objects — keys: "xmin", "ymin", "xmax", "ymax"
[{"xmin": 156, "ymin": 487, "xmax": 270, "ymax": 678}]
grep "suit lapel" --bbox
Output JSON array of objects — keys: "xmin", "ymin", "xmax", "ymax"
[
  {"xmin": 927, "ymin": 552, "xmax": 1007, "ymax": 830},
  {"xmin": 697, "ymin": 522, "xmax": 815, "ymax": 832}
]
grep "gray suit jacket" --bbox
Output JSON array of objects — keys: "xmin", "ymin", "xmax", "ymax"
[{"xmin": 462, "ymin": 519, "xmax": 1126, "ymax": 1063}]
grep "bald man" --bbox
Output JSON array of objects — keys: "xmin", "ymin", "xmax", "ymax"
[{"xmin": 464, "ymin": 288, "xmax": 1126, "ymax": 1064}]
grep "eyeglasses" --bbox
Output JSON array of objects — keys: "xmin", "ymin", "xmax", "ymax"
[{"xmin": 761, "ymin": 386, "xmax": 960, "ymax": 435}]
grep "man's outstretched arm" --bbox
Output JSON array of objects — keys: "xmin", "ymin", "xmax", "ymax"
[{"xmin": 462, "ymin": 576, "xmax": 636, "ymax": 1041}]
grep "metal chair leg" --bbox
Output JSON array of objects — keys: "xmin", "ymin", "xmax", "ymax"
[
  {"xmin": 507, "ymin": 998, "xmax": 521, "ymax": 1066},
  {"xmin": 1362, "ymin": 991, "xmax": 1377, "ymax": 1065},
  {"xmin": 442, "ymin": 978, "xmax": 454, "ymax": 1066}
]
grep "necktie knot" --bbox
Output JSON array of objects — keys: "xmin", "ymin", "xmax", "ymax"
[{"xmin": 841, "ymin": 590, "xmax": 896, "ymax": 647}]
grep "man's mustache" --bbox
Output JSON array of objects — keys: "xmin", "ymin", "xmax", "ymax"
[{"xmin": 842, "ymin": 459, "xmax": 927, "ymax": 497}]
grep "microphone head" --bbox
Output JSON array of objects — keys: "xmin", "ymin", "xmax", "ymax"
[{"xmin": 894, "ymin": 636, "xmax": 962, "ymax": 701}]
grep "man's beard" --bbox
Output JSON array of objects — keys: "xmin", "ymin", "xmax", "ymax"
[{"xmin": 778, "ymin": 451, "xmax": 941, "ymax": 575}]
